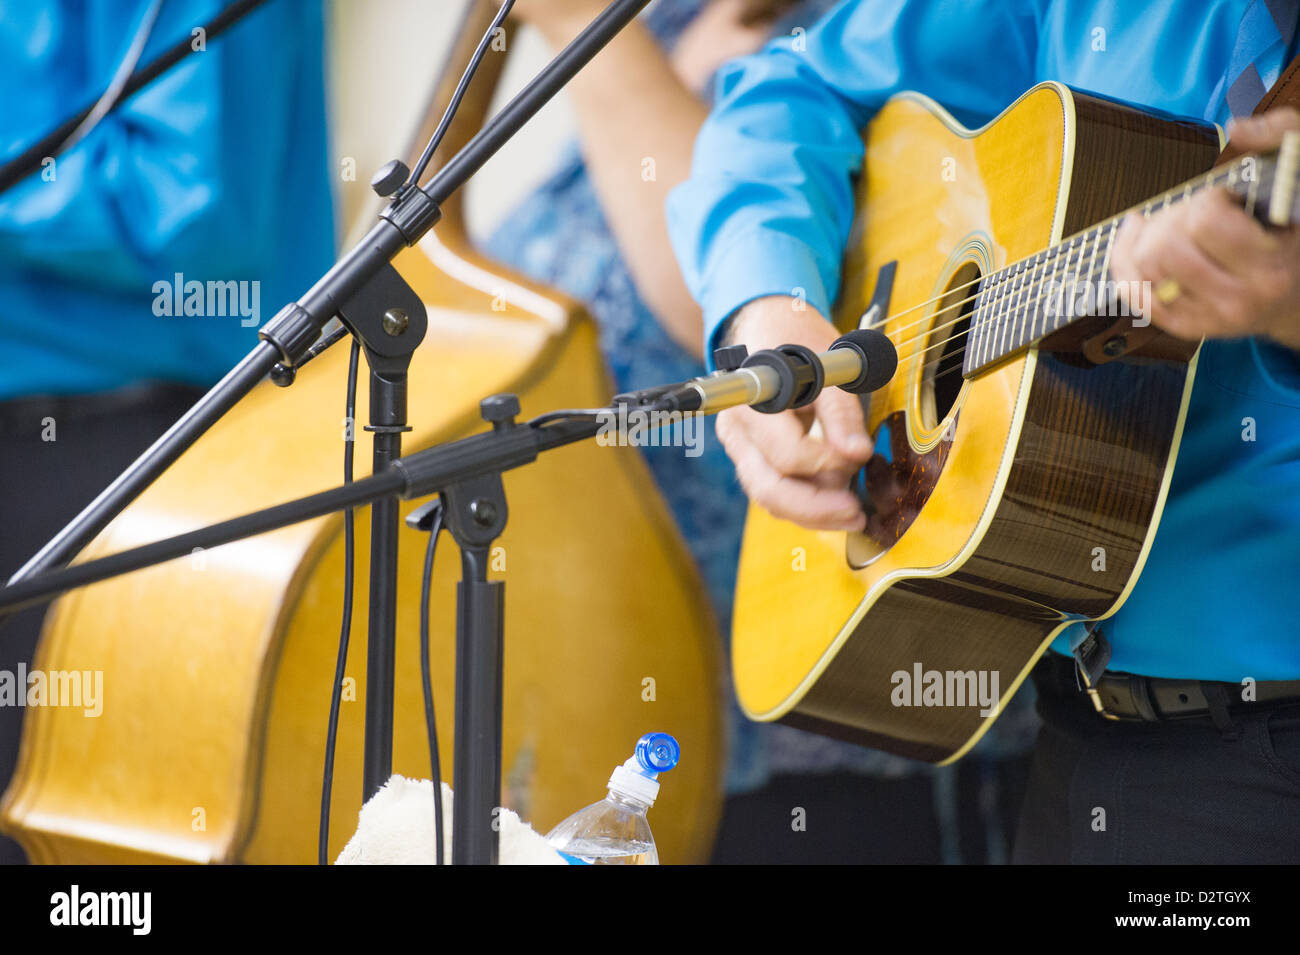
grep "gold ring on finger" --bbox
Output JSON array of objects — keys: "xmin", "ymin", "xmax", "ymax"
[{"xmin": 1154, "ymin": 277, "xmax": 1182, "ymax": 306}]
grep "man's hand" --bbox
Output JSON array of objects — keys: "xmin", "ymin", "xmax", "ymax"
[
  {"xmin": 1110, "ymin": 108, "xmax": 1300, "ymax": 350},
  {"xmin": 715, "ymin": 296, "xmax": 874, "ymax": 531}
]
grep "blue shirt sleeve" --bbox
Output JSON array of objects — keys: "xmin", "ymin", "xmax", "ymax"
[{"xmin": 666, "ymin": 0, "xmax": 1044, "ymax": 360}]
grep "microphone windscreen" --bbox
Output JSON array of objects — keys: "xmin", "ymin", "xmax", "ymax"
[{"xmin": 832, "ymin": 328, "xmax": 898, "ymax": 394}]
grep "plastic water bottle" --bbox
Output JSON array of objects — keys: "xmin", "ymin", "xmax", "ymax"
[{"xmin": 545, "ymin": 732, "xmax": 680, "ymax": 865}]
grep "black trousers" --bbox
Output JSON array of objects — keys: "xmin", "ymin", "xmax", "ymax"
[
  {"xmin": 1013, "ymin": 654, "xmax": 1300, "ymax": 864},
  {"xmin": 710, "ymin": 755, "xmax": 1033, "ymax": 864},
  {"xmin": 0, "ymin": 383, "xmax": 202, "ymax": 864}
]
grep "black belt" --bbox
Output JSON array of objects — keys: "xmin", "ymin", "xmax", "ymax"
[{"xmin": 1040, "ymin": 651, "xmax": 1300, "ymax": 722}]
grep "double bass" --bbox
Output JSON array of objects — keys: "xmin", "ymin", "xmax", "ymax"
[{"xmin": 0, "ymin": 3, "xmax": 724, "ymax": 864}]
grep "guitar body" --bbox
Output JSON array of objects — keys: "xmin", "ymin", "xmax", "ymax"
[{"xmin": 732, "ymin": 83, "xmax": 1223, "ymax": 762}]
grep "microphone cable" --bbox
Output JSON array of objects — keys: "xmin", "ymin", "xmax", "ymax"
[
  {"xmin": 316, "ymin": 1, "xmax": 518, "ymax": 862},
  {"xmin": 405, "ymin": 0, "xmax": 516, "ymax": 191},
  {"xmin": 0, "ymin": 0, "xmax": 271, "ymax": 195},
  {"xmin": 417, "ymin": 504, "xmax": 446, "ymax": 864},
  {"xmin": 60, "ymin": 0, "xmax": 166, "ymax": 157},
  {"xmin": 318, "ymin": 338, "xmax": 361, "ymax": 866}
]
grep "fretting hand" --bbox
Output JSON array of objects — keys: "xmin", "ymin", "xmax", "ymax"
[{"xmin": 1109, "ymin": 107, "xmax": 1300, "ymax": 351}]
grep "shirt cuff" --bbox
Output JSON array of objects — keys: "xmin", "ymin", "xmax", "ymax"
[
  {"xmin": 699, "ymin": 230, "xmax": 834, "ymax": 368},
  {"xmin": 1250, "ymin": 337, "xmax": 1300, "ymax": 397}
]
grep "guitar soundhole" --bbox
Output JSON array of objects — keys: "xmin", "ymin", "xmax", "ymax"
[
  {"xmin": 922, "ymin": 262, "xmax": 978, "ymax": 430},
  {"xmin": 933, "ymin": 312, "xmax": 970, "ymax": 422}
]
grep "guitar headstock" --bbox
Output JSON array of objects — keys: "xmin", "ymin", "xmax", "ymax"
[{"xmin": 1224, "ymin": 129, "xmax": 1300, "ymax": 227}]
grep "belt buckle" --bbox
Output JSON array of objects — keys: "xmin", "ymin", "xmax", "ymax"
[
  {"xmin": 1072, "ymin": 626, "xmax": 1122, "ymax": 721},
  {"xmin": 1080, "ymin": 674, "xmax": 1123, "ymax": 721}
]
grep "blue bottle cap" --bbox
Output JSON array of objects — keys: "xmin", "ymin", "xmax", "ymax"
[{"xmin": 635, "ymin": 732, "xmax": 680, "ymax": 774}]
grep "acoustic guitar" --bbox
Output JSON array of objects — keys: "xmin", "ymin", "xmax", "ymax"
[{"xmin": 731, "ymin": 82, "xmax": 1299, "ymax": 763}]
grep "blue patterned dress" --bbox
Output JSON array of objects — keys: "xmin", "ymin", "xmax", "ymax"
[{"xmin": 482, "ymin": 0, "xmax": 1039, "ymax": 859}]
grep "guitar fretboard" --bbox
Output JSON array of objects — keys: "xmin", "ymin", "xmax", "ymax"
[{"xmin": 961, "ymin": 161, "xmax": 1253, "ymax": 376}]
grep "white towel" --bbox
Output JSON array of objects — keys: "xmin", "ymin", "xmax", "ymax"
[{"xmin": 336, "ymin": 774, "xmax": 567, "ymax": 865}]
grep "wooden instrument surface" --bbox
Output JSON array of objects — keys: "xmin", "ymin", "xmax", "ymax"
[{"xmin": 0, "ymin": 6, "xmax": 725, "ymax": 864}]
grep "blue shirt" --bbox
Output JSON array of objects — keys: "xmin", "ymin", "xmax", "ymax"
[
  {"xmin": 667, "ymin": 0, "xmax": 1300, "ymax": 680},
  {"xmin": 0, "ymin": 0, "xmax": 335, "ymax": 400}
]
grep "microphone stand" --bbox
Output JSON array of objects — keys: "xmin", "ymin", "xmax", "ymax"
[
  {"xmin": 0, "ymin": 331, "xmax": 894, "ymax": 863},
  {"xmin": 6, "ymin": 0, "xmax": 654, "ymax": 814}
]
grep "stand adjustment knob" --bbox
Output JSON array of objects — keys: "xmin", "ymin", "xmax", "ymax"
[
  {"xmin": 371, "ymin": 159, "xmax": 410, "ymax": 198},
  {"xmin": 713, "ymin": 344, "xmax": 749, "ymax": 372},
  {"xmin": 269, "ymin": 362, "xmax": 296, "ymax": 387},
  {"xmin": 480, "ymin": 393, "xmax": 520, "ymax": 430}
]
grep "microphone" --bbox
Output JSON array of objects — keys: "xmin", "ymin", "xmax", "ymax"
[{"xmin": 650, "ymin": 328, "xmax": 898, "ymax": 416}]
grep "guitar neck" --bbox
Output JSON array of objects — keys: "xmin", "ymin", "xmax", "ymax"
[{"xmin": 961, "ymin": 156, "xmax": 1275, "ymax": 376}]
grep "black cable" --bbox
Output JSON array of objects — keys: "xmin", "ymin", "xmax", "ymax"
[
  {"xmin": 527, "ymin": 407, "xmax": 610, "ymax": 427},
  {"xmin": 59, "ymin": 0, "xmax": 166, "ymax": 156},
  {"xmin": 418, "ymin": 506, "xmax": 446, "ymax": 864},
  {"xmin": 318, "ymin": 338, "xmax": 361, "ymax": 865},
  {"xmin": 406, "ymin": 0, "xmax": 516, "ymax": 188},
  {"xmin": 0, "ymin": 0, "xmax": 271, "ymax": 195},
  {"xmin": 360, "ymin": 0, "xmax": 518, "ymax": 858}
]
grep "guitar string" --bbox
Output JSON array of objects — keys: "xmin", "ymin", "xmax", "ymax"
[
  {"xmin": 911, "ymin": 262, "xmax": 1157, "ymax": 386},
  {"xmin": 868, "ymin": 240, "xmax": 1170, "ymax": 394},
  {"xmin": 881, "ymin": 193, "xmax": 1173, "ymax": 359},
  {"xmin": 886, "ymin": 149, "xmax": 1271, "ymax": 361},
  {"xmin": 728, "ymin": 160, "xmax": 1258, "ymax": 418},
  {"xmin": 888, "ymin": 154, "xmax": 1283, "ymax": 413},
  {"xmin": 864, "ymin": 160, "xmax": 1247, "ymax": 347},
  {"xmin": 877, "ymin": 157, "xmax": 1236, "ymax": 372},
  {"xmin": 865, "ymin": 219, "xmax": 1119, "ymax": 351},
  {"xmin": 858, "ymin": 163, "xmax": 1241, "ymax": 357},
  {"xmin": 813, "ymin": 157, "xmax": 1274, "ymax": 453},
  {"xmin": 895, "ymin": 241, "xmax": 1118, "ymax": 364},
  {"xmin": 885, "ymin": 241, "xmax": 1121, "ymax": 372},
  {"xmin": 917, "ymin": 258, "xmax": 1188, "ymax": 390}
]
